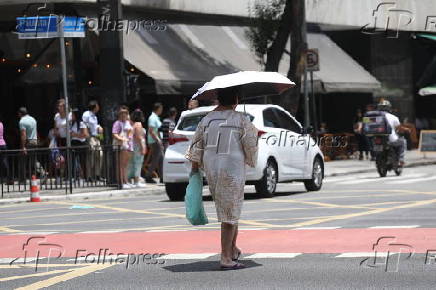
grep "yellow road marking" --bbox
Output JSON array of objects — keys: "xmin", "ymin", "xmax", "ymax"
[
  {"xmin": 0, "ymin": 268, "xmax": 73, "ymax": 282},
  {"xmin": 0, "ymin": 207, "xmax": 70, "ymax": 215},
  {"xmin": 1, "ymin": 211, "xmax": 118, "ymax": 221},
  {"xmin": 0, "ymin": 226, "xmax": 21, "ymax": 233},
  {"xmin": 47, "ymin": 201, "xmax": 278, "ymax": 228},
  {"xmin": 285, "ymin": 197, "xmax": 436, "ymax": 228},
  {"xmin": 294, "ymin": 192, "xmax": 413, "ymax": 201},
  {"xmin": 16, "ymin": 263, "xmax": 114, "ymax": 290},
  {"xmin": 266, "ymin": 199, "xmax": 378, "ymax": 210},
  {"xmin": 6, "ymin": 214, "xmax": 180, "ymax": 228},
  {"xmin": 0, "ymin": 264, "xmax": 86, "ymax": 269}
]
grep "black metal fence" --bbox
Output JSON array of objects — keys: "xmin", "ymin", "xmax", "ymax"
[{"xmin": 0, "ymin": 145, "xmax": 121, "ymax": 198}]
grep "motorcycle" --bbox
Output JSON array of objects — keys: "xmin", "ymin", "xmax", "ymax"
[{"xmin": 371, "ymin": 135, "xmax": 403, "ymax": 177}]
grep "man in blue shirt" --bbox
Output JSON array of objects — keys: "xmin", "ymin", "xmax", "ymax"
[{"xmin": 18, "ymin": 107, "xmax": 45, "ymax": 180}]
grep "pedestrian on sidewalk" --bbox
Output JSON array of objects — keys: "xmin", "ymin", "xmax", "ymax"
[
  {"xmin": 144, "ymin": 103, "xmax": 164, "ymax": 183},
  {"xmin": 0, "ymin": 114, "xmax": 11, "ymax": 184},
  {"xmin": 353, "ymin": 109, "xmax": 370, "ymax": 160},
  {"xmin": 54, "ymin": 99, "xmax": 70, "ymax": 147},
  {"xmin": 70, "ymin": 108, "xmax": 89, "ymax": 181},
  {"xmin": 186, "ymin": 86, "xmax": 258, "ymax": 270},
  {"xmin": 82, "ymin": 100, "xmax": 104, "ymax": 181},
  {"xmin": 112, "ymin": 107, "xmax": 133, "ymax": 189},
  {"xmin": 127, "ymin": 109, "xmax": 147, "ymax": 188},
  {"xmin": 18, "ymin": 107, "xmax": 44, "ymax": 180}
]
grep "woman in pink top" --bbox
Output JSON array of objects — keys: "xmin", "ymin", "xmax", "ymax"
[
  {"xmin": 112, "ymin": 107, "xmax": 133, "ymax": 189},
  {"xmin": 0, "ymin": 115, "xmax": 11, "ymax": 184}
]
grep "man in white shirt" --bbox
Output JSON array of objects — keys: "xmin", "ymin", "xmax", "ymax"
[
  {"xmin": 82, "ymin": 100, "xmax": 104, "ymax": 181},
  {"xmin": 378, "ymin": 100, "xmax": 406, "ymax": 166}
]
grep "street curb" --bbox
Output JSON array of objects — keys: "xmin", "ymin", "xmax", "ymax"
[
  {"xmin": 1, "ymin": 160, "xmax": 435, "ymax": 205},
  {"xmin": 325, "ymin": 160, "xmax": 436, "ymax": 177},
  {"xmin": 0, "ymin": 187, "xmax": 167, "ymax": 206}
]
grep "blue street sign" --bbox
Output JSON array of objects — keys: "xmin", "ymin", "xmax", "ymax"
[{"xmin": 16, "ymin": 15, "xmax": 86, "ymax": 39}]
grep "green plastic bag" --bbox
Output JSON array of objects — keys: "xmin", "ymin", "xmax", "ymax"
[{"xmin": 185, "ymin": 171, "xmax": 208, "ymax": 225}]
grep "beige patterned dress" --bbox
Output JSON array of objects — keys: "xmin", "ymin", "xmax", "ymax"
[{"xmin": 185, "ymin": 110, "xmax": 258, "ymax": 224}]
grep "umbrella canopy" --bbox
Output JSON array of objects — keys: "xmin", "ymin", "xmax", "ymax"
[
  {"xmin": 419, "ymin": 85, "xmax": 436, "ymax": 96},
  {"xmin": 191, "ymin": 71, "xmax": 295, "ymax": 101}
]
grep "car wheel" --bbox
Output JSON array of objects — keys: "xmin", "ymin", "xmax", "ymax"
[
  {"xmin": 255, "ymin": 159, "xmax": 278, "ymax": 198},
  {"xmin": 304, "ymin": 157, "xmax": 323, "ymax": 191},
  {"xmin": 165, "ymin": 182, "xmax": 188, "ymax": 201}
]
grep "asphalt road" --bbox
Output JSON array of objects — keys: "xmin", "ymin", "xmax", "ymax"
[{"xmin": 1, "ymin": 165, "xmax": 436, "ymax": 289}]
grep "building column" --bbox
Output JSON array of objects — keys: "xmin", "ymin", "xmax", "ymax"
[{"xmin": 98, "ymin": 0, "xmax": 125, "ymax": 142}]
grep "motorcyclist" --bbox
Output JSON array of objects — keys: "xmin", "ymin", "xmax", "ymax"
[{"xmin": 377, "ymin": 99, "xmax": 406, "ymax": 166}]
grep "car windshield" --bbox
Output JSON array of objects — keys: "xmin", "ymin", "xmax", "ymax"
[{"xmin": 177, "ymin": 112, "xmax": 254, "ymax": 131}]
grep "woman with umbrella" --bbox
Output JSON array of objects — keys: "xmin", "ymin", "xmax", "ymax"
[{"xmin": 186, "ymin": 85, "xmax": 259, "ymax": 270}]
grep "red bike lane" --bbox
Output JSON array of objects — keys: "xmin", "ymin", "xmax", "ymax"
[{"xmin": 2, "ymin": 228, "xmax": 436, "ymax": 258}]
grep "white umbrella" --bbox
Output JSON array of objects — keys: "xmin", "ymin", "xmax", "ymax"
[
  {"xmin": 419, "ymin": 85, "xmax": 436, "ymax": 96},
  {"xmin": 191, "ymin": 71, "xmax": 295, "ymax": 101}
]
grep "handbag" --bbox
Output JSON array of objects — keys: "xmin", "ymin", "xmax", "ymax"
[
  {"xmin": 112, "ymin": 121, "xmax": 129, "ymax": 150},
  {"xmin": 185, "ymin": 171, "xmax": 208, "ymax": 225}
]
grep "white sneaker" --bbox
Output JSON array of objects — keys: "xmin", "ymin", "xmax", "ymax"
[
  {"xmin": 122, "ymin": 183, "xmax": 132, "ymax": 189},
  {"xmin": 134, "ymin": 183, "xmax": 147, "ymax": 188}
]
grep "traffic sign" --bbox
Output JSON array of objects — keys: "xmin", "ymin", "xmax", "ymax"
[
  {"xmin": 16, "ymin": 16, "xmax": 86, "ymax": 39},
  {"xmin": 419, "ymin": 130, "xmax": 436, "ymax": 153},
  {"xmin": 307, "ymin": 48, "xmax": 320, "ymax": 72}
]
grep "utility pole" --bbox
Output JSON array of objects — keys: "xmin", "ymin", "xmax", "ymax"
[
  {"xmin": 287, "ymin": 0, "xmax": 308, "ymax": 125},
  {"xmin": 98, "ymin": 0, "xmax": 125, "ymax": 143}
]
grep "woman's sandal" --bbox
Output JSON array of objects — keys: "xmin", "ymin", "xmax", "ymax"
[
  {"xmin": 220, "ymin": 262, "xmax": 246, "ymax": 271},
  {"xmin": 232, "ymin": 250, "xmax": 242, "ymax": 261}
]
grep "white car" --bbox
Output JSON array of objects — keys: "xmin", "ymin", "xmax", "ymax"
[{"xmin": 163, "ymin": 104, "xmax": 324, "ymax": 201}]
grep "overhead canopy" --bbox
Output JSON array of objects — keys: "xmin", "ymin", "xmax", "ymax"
[
  {"xmin": 304, "ymin": 33, "xmax": 381, "ymax": 93},
  {"xmin": 123, "ymin": 25, "xmax": 383, "ymax": 95}
]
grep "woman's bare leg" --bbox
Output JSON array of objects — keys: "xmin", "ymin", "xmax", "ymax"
[
  {"xmin": 221, "ymin": 222, "xmax": 236, "ymax": 265},
  {"xmin": 232, "ymin": 224, "xmax": 240, "ymax": 259}
]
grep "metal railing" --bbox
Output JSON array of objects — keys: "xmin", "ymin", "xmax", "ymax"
[{"xmin": 0, "ymin": 145, "xmax": 121, "ymax": 197}]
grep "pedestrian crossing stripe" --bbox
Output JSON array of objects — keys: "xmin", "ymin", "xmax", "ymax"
[
  {"xmin": 295, "ymin": 227, "xmax": 341, "ymax": 230},
  {"xmin": 385, "ymin": 175, "xmax": 436, "ymax": 185},
  {"xmin": 334, "ymin": 173, "xmax": 424, "ymax": 185},
  {"xmin": 334, "ymin": 252, "xmax": 395, "ymax": 258},
  {"xmin": 244, "ymin": 253, "xmax": 301, "ymax": 259},
  {"xmin": 158, "ymin": 253, "xmax": 216, "ymax": 260},
  {"xmin": 369, "ymin": 225, "xmax": 419, "ymax": 229}
]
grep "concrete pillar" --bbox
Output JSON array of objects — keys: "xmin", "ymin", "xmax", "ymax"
[{"xmin": 98, "ymin": 0, "xmax": 125, "ymax": 142}]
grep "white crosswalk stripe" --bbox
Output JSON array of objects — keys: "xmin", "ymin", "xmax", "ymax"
[
  {"xmin": 385, "ymin": 175, "xmax": 436, "ymax": 184},
  {"xmin": 369, "ymin": 225, "xmax": 419, "ymax": 229},
  {"xmin": 245, "ymin": 253, "xmax": 301, "ymax": 259},
  {"xmin": 0, "ymin": 257, "xmax": 38, "ymax": 264},
  {"xmin": 10, "ymin": 232, "xmax": 58, "ymax": 235},
  {"xmin": 79, "ymin": 230, "xmax": 125, "ymax": 234},
  {"xmin": 158, "ymin": 253, "xmax": 217, "ymax": 260},
  {"xmin": 295, "ymin": 227, "xmax": 341, "ymax": 230},
  {"xmin": 335, "ymin": 252, "xmax": 394, "ymax": 258},
  {"xmin": 334, "ymin": 173, "xmax": 425, "ymax": 185}
]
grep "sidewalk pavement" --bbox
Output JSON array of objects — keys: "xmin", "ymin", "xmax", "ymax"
[
  {"xmin": 1, "ymin": 150, "xmax": 435, "ymax": 205},
  {"xmin": 324, "ymin": 150, "xmax": 436, "ymax": 177}
]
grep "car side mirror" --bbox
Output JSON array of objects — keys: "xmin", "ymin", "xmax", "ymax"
[{"xmin": 301, "ymin": 126, "xmax": 314, "ymax": 135}]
